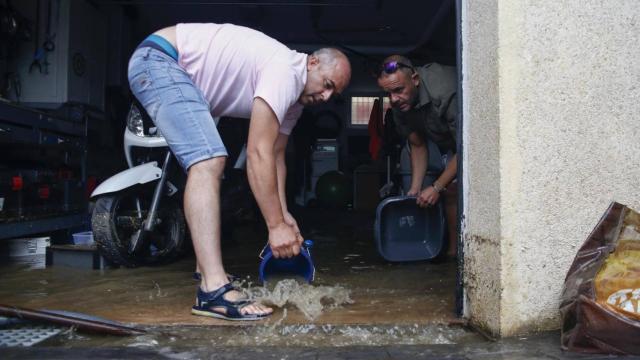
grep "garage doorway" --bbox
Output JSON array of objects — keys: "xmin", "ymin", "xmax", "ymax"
[{"xmin": 0, "ymin": 0, "xmax": 470, "ymax": 347}]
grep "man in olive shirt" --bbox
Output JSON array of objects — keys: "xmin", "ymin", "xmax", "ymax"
[{"xmin": 377, "ymin": 55, "xmax": 458, "ymax": 258}]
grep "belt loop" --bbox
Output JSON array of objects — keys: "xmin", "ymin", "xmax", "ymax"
[{"xmin": 142, "ymin": 47, "xmax": 152, "ymax": 59}]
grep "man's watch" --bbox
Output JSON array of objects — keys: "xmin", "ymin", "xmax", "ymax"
[{"xmin": 432, "ymin": 180, "xmax": 446, "ymax": 193}]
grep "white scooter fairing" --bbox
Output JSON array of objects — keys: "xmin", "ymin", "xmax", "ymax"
[
  {"xmin": 90, "ymin": 162, "xmax": 162, "ymax": 197},
  {"xmin": 90, "ymin": 112, "xmax": 241, "ymax": 199},
  {"xmin": 123, "ymin": 129, "xmax": 168, "ymax": 168}
]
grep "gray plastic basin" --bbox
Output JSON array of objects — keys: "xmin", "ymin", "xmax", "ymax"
[{"xmin": 374, "ymin": 196, "xmax": 444, "ymax": 262}]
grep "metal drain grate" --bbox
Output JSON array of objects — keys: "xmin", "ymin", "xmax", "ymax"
[{"xmin": 0, "ymin": 325, "xmax": 63, "ymax": 347}]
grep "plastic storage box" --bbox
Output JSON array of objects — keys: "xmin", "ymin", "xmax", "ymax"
[
  {"xmin": 72, "ymin": 231, "xmax": 94, "ymax": 245},
  {"xmin": 374, "ymin": 196, "xmax": 444, "ymax": 261}
]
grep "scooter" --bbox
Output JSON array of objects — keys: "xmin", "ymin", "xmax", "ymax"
[{"xmin": 90, "ymin": 101, "xmax": 249, "ymax": 267}]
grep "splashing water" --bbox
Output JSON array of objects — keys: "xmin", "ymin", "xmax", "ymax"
[
  {"xmin": 238, "ymin": 279, "xmax": 353, "ymax": 320},
  {"xmin": 45, "ymin": 322, "xmax": 482, "ymax": 348}
]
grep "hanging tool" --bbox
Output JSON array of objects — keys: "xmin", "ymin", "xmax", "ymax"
[
  {"xmin": 28, "ymin": 0, "xmax": 44, "ymax": 74},
  {"xmin": 42, "ymin": 0, "xmax": 55, "ymax": 52},
  {"xmin": 41, "ymin": 0, "xmax": 57, "ymax": 74}
]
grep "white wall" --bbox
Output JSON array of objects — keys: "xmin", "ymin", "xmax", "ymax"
[
  {"xmin": 463, "ymin": 0, "xmax": 640, "ymax": 336},
  {"xmin": 461, "ymin": 0, "xmax": 502, "ymax": 333},
  {"xmin": 8, "ymin": 0, "xmax": 106, "ymax": 109}
]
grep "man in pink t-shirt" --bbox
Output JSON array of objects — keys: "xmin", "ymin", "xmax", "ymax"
[{"xmin": 128, "ymin": 23, "xmax": 351, "ymax": 320}]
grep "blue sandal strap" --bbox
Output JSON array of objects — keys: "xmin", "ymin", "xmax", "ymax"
[
  {"xmin": 197, "ymin": 284, "xmax": 249, "ymax": 306},
  {"xmin": 199, "ymin": 283, "xmax": 233, "ymax": 301},
  {"xmin": 192, "ymin": 283, "xmax": 271, "ymax": 320},
  {"xmin": 195, "ymin": 283, "xmax": 264, "ymax": 320}
]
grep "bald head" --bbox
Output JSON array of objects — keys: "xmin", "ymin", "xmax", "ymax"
[
  {"xmin": 312, "ymin": 48, "xmax": 351, "ymax": 91},
  {"xmin": 299, "ymin": 47, "xmax": 352, "ymax": 106}
]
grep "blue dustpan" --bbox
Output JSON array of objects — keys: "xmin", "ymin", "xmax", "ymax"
[{"xmin": 258, "ymin": 239, "xmax": 315, "ymax": 283}]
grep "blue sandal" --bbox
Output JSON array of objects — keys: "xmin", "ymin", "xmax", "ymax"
[{"xmin": 191, "ymin": 283, "xmax": 271, "ymax": 321}]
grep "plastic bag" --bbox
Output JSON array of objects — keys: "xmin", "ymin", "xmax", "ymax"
[{"xmin": 560, "ymin": 202, "xmax": 640, "ymax": 354}]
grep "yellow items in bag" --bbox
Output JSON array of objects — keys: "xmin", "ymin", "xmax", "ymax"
[{"xmin": 595, "ymin": 210, "xmax": 640, "ymax": 321}]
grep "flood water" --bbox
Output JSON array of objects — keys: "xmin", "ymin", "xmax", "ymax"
[{"xmin": 0, "ymin": 208, "xmax": 484, "ymax": 347}]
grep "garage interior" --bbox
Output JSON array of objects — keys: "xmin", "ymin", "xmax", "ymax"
[{"xmin": 0, "ymin": 0, "xmax": 475, "ymax": 347}]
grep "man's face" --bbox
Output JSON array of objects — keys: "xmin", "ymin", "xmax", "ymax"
[
  {"xmin": 299, "ymin": 55, "xmax": 350, "ymax": 106},
  {"xmin": 377, "ymin": 71, "xmax": 419, "ymax": 112}
]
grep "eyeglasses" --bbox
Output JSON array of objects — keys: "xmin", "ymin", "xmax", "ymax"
[{"xmin": 377, "ymin": 61, "xmax": 414, "ymax": 77}]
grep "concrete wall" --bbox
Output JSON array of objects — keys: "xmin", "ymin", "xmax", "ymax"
[
  {"xmin": 462, "ymin": 0, "xmax": 640, "ymax": 336},
  {"xmin": 461, "ymin": 0, "xmax": 502, "ymax": 333}
]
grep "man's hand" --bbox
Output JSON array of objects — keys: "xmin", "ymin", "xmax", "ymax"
[
  {"xmin": 283, "ymin": 212, "xmax": 303, "ymax": 246},
  {"xmin": 416, "ymin": 186, "xmax": 441, "ymax": 208},
  {"xmin": 269, "ymin": 222, "xmax": 301, "ymax": 259},
  {"xmin": 407, "ymin": 187, "xmax": 421, "ymax": 197}
]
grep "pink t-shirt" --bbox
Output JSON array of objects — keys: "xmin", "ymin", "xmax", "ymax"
[{"xmin": 176, "ymin": 23, "xmax": 307, "ymax": 135}]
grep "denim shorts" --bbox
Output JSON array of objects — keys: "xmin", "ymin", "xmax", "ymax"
[{"xmin": 127, "ymin": 47, "xmax": 228, "ymax": 171}]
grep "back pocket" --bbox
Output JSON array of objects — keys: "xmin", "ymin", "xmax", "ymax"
[{"xmin": 129, "ymin": 69, "xmax": 152, "ymax": 94}]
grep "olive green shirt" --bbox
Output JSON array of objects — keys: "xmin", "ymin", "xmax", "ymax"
[{"xmin": 392, "ymin": 63, "xmax": 458, "ymax": 153}]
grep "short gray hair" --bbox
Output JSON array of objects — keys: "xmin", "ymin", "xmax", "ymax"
[
  {"xmin": 378, "ymin": 55, "xmax": 414, "ymax": 78},
  {"xmin": 312, "ymin": 47, "xmax": 348, "ymax": 69}
]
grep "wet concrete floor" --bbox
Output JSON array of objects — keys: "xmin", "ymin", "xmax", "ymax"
[{"xmin": 0, "ymin": 208, "xmax": 459, "ymax": 329}]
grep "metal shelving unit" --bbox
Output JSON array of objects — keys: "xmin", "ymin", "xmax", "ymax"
[{"xmin": 0, "ymin": 100, "xmax": 88, "ymax": 240}]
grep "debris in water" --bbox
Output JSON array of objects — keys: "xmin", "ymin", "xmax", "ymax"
[
  {"xmin": 350, "ymin": 266, "xmax": 376, "ymax": 271},
  {"xmin": 149, "ymin": 281, "xmax": 167, "ymax": 300},
  {"xmin": 243, "ymin": 279, "xmax": 353, "ymax": 320}
]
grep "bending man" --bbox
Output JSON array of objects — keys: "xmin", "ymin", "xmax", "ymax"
[
  {"xmin": 128, "ymin": 23, "xmax": 351, "ymax": 320},
  {"xmin": 377, "ymin": 55, "xmax": 458, "ymax": 258}
]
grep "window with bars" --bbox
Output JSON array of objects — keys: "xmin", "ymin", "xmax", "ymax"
[{"xmin": 350, "ymin": 96, "xmax": 391, "ymax": 126}]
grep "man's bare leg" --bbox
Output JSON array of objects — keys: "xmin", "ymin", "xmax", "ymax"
[
  {"xmin": 184, "ymin": 157, "xmax": 272, "ymax": 316},
  {"xmin": 444, "ymin": 182, "xmax": 458, "ymax": 258}
]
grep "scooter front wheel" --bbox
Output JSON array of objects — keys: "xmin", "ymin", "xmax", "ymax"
[{"xmin": 91, "ymin": 187, "xmax": 186, "ymax": 267}]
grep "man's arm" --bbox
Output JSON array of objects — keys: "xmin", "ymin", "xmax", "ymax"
[
  {"xmin": 445, "ymin": 94, "xmax": 458, "ymax": 138},
  {"xmin": 416, "ymin": 94, "xmax": 459, "ymax": 207},
  {"xmin": 407, "ymin": 131, "xmax": 428, "ymax": 196},
  {"xmin": 436, "ymin": 93, "xmax": 458, "ymax": 190},
  {"xmin": 274, "ymin": 133, "xmax": 289, "ymax": 213},
  {"xmin": 274, "ymin": 133, "xmax": 302, "ymax": 242},
  {"xmin": 247, "ymin": 98, "xmax": 299, "ymax": 258},
  {"xmin": 435, "ymin": 154, "xmax": 457, "ymax": 189},
  {"xmin": 416, "ymin": 154, "xmax": 457, "ymax": 207}
]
